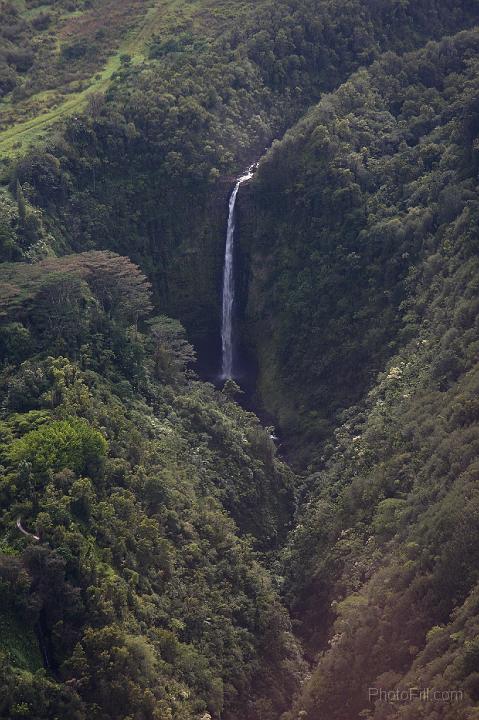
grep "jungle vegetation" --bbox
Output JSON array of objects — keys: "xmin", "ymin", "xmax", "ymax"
[{"xmin": 1, "ymin": 1, "xmax": 479, "ymax": 719}]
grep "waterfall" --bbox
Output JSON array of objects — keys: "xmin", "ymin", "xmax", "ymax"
[{"xmin": 221, "ymin": 163, "xmax": 256, "ymax": 379}]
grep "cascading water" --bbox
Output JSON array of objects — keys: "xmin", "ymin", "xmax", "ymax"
[{"xmin": 220, "ymin": 163, "xmax": 257, "ymax": 379}]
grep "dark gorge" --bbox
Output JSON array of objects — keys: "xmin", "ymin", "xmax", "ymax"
[{"xmin": 1, "ymin": 1, "xmax": 479, "ymax": 719}]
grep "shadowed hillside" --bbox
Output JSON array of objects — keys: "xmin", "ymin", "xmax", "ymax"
[{"xmin": 1, "ymin": 1, "xmax": 479, "ymax": 719}]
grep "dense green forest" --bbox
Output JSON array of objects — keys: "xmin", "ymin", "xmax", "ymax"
[
  {"xmin": 0, "ymin": 250, "xmax": 300, "ymax": 719},
  {"xmin": 2, "ymin": 0, "xmax": 479, "ymax": 719},
  {"xmin": 241, "ymin": 26, "xmax": 479, "ymax": 464},
  {"xmin": 262, "ymin": 28, "xmax": 479, "ymax": 719},
  {"xmin": 2, "ymin": 0, "xmax": 477, "ymax": 355}
]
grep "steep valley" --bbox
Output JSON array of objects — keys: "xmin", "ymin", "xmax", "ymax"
[{"xmin": 2, "ymin": 1, "xmax": 479, "ymax": 719}]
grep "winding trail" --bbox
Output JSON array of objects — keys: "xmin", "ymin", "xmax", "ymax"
[{"xmin": 16, "ymin": 517, "xmax": 40, "ymax": 542}]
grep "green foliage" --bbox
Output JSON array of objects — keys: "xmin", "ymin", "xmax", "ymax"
[
  {"xmin": 7, "ymin": 418, "xmax": 107, "ymax": 479},
  {"xmin": 0, "ymin": 251, "xmax": 152, "ymax": 364},
  {"xmin": 0, "ymin": 0, "xmax": 149, "ymax": 136},
  {"xmin": 147, "ymin": 315, "xmax": 196, "ymax": 383},
  {"xmin": 2, "ymin": 0, "xmax": 477, "ymax": 354},
  {"xmin": 0, "ymin": 254, "xmax": 299, "ymax": 718},
  {"xmin": 0, "ymin": 609, "xmax": 43, "ymax": 673},
  {"xmin": 244, "ymin": 27, "xmax": 479, "ymax": 464},
  {"xmin": 274, "ymin": 28, "xmax": 479, "ymax": 720},
  {"xmin": 1, "ymin": 2, "xmax": 479, "ymax": 719}
]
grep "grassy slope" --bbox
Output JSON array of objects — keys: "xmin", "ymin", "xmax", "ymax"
[
  {"xmin": 0, "ymin": 0, "xmax": 156, "ymax": 157},
  {"xmin": 0, "ymin": 0, "xmax": 263, "ymax": 158}
]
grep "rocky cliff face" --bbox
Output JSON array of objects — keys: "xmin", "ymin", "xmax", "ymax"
[
  {"xmin": 232, "ymin": 181, "xmax": 311, "ymax": 439},
  {"xmin": 159, "ymin": 182, "xmax": 230, "ymax": 378}
]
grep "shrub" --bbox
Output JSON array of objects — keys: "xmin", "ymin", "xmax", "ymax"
[{"xmin": 7, "ymin": 418, "xmax": 107, "ymax": 479}]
